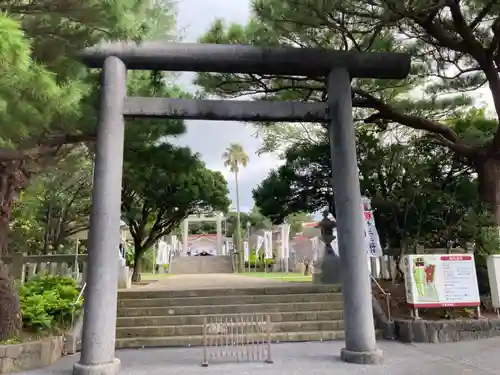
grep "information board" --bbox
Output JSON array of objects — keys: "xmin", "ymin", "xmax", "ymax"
[{"xmin": 403, "ymin": 254, "xmax": 480, "ymax": 308}]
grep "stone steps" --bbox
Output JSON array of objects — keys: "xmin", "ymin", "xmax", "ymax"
[
  {"xmin": 115, "ymin": 330, "xmax": 346, "ymax": 349},
  {"xmin": 117, "ymin": 301, "xmax": 343, "ymax": 317},
  {"xmin": 117, "ymin": 285, "xmax": 341, "ymax": 299},
  {"xmin": 117, "ymin": 320, "xmax": 344, "ymax": 338},
  {"xmin": 169, "ymin": 256, "xmax": 233, "ymax": 274},
  {"xmin": 117, "ymin": 292, "xmax": 342, "ymax": 308},
  {"xmin": 116, "ymin": 310, "xmax": 343, "ymax": 327},
  {"xmin": 115, "ymin": 285, "xmax": 345, "ymax": 348}
]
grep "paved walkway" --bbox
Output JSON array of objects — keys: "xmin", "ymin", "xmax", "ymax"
[
  {"xmin": 129, "ymin": 274, "xmax": 300, "ymax": 291},
  {"xmin": 19, "ymin": 338, "xmax": 500, "ymax": 374}
]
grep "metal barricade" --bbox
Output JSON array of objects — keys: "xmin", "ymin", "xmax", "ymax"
[{"xmin": 201, "ymin": 313, "xmax": 273, "ymax": 367}]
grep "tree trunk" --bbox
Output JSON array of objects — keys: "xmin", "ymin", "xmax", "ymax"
[
  {"xmin": 132, "ymin": 251, "xmax": 142, "ymax": 283},
  {"xmin": 0, "ymin": 161, "xmax": 29, "ymax": 340},
  {"xmin": 234, "ymin": 171, "xmax": 244, "ymax": 272},
  {"xmin": 304, "ymin": 262, "xmax": 311, "ymax": 276},
  {"xmin": 476, "ymin": 157, "xmax": 500, "ymax": 225}
]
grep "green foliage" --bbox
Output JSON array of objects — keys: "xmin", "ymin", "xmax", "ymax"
[
  {"xmin": 222, "ymin": 143, "xmax": 249, "ymax": 173},
  {"xmin": 223, "ymin": 209, "xmax": 272, "ymax": 237},
  {"xmin": 244, "ymin": 250, "xmax": 274, "ymax": 269},
  {"xmin": 0, "ymin": 14, "xmax": 85, "ymax": 150},
  {"xmin": 0, "ymin": 0, "xmax": 179, "ymax": 164},
  {"xmin": 18, "ymin": 276, "xmax": 82, "ymax": 331},
  {"xmin": 253, "ymin": 128, "xmax": 482, "ymax": 248},
  {"xmin": 10, "ymin": 147, "xmax": 92, "ymax": 254},
  {"xmin": 122, "ymin": 143, "xmax": 230, "ymax": 277}
]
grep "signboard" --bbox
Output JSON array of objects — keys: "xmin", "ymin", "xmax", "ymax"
[{"xmin": 403, "ymin": 254, "xmax": 480, "ymax": 308}]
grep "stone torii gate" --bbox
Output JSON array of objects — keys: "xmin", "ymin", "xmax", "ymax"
[
  {"xmin": 182, "ymin": 212, "xmax": 224, "ymax": 254},
  {"xmin": 74, "ymin": 42, "xmax": 410, "ymax": 375}
]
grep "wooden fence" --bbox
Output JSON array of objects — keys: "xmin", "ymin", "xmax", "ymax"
[{"xmin": 0, "ymin": 253, "xmax": 87, "ymax": 285}]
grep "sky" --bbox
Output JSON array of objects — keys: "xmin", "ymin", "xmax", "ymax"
[
  {"xmin": 170, "ymin": 0, "xmax": 496, "ymax": 215},
  {"xmin": 170, "ymin": 0, "xmax": 281, "ymax": 213}
]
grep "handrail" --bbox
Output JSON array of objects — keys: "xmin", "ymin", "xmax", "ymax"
[
  {"xmin": 71, "ymin": 282, "xmax": 86, "ymax": 327},
  {"xmin": 370, "ymin": 274, "xmax": 392, "ymax": 321}
]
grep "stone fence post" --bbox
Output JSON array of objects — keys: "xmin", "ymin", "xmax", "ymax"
[{"xmin": 10, "ymin": 253, "xmax": 26, "ymax": 284}]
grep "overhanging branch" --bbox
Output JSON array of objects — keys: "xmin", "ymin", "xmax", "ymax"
[
  {"xmin": 0, "ymin": 133, "xmax": 95, "ymax": 162},
  {"xmin": 353, "ymin": 88, "xmax": 475, "ymax": 156}
]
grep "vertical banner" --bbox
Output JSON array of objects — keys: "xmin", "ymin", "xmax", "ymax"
[
  {"xmin": 171, "ymin": 235, "xmax": 178, "ymax": 254},
  {"xmin": 156, "ymin": 240, "xmax": 168, "ymax": 265},
  {"xmin": 331, "ymin": 228, "xmax": 339, "ymax": 256},
  {"xmin": 243, "ymin": 241, "xmax": 250, "ymax": 262},
  {"xmin": 263, "ymin": 231, "xmax": 273, "ymax": 259},
  {"xmin": 363, "ymin": 209, "xmax": 383, "ymax": 257},
  {"xmin": 165, "ymin": 244, "xmax": 172, "ymax": 265},
  {"xmin": 280, "ymin": 224, "xmax": 290, "ymax": 259},
  {"xmin": 255, "ymin": 235, "xmax": 264, "ymax": 257}
]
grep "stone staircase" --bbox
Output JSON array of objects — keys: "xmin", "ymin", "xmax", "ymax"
[
  {"xmin": 115, "ymin": 285, "xmax": 345, "ymax": 348},
  {"xmin": 169, "ymin": 255, "xmax": 233, "ymax": 274}
]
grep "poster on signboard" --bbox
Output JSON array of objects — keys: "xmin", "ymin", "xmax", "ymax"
[{"xmin": 403, "ymin": 254, "xmax": 480, "ymax": 308}]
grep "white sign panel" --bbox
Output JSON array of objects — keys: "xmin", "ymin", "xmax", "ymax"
[
  {"xmin": 243, "ymin": 241, "xmax": 250, "ymax": 262},
  {"xmin": 311, "ymin": 236, "xmax": 320, "ymax": 261},
  {"xmin": 403, "ymin": 254, "xmax": 480, "ymax": 308},
  {"xmin": 487, "ymin": 255, "xmax": 500, "ymax": 308}
]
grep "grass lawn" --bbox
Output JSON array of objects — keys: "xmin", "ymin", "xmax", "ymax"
[
  {"xmin": 138, "ymin": 272, "xmax": 312, "ymax": 283},
  {"xmin": 140, "ymin": 272, "xmax": 174, "ymax": 281},
  {"xmin": 241, "ymin": 271, "xmax": 312, "ymax": 283}
]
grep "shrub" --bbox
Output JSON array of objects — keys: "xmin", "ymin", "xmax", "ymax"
[
  {"xmin": 244, "ymin": 251, "xmax": 275, "ymax": 269},
  {"xmin": 18, "ymin": 275, "xmax": 83, "ymax": 332}
]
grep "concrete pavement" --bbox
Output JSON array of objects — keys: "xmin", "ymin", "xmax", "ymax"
[
  {"xmin": 18, "ymin": 337, "xmax": 500, "ymax": 374},
  {"xmin": 129, "ymin": 273, "xmax": 300, "ymax": 290}
]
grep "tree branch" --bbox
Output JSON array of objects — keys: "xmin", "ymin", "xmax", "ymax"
[
  {"xmin": 0, "ymin": 133, "xmax": 95, "ymax": 162},
  {"xmin": 353, "ymin": 88, "xmax": 475, "ymax": 156}
]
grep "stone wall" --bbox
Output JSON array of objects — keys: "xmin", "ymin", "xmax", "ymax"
[
  {"xmin": 394, "ymin": 318, "xmax": 500, "ymax": 343},
  {"xmin": 0, "ymin": 336, "xmax": 63, "ymax": 374}
]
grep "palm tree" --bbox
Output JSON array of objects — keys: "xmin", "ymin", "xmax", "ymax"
[{"xmin": 222, "ymin": 143, "xmax": 249, "ymax": 272}]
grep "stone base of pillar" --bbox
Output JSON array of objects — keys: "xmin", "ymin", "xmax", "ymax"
[
  {"xmin": 340, "ymin": 347, "xmax": 383, "ymax": 365},
  {"xmin": 73, "ymin": 358, "xmax": 121, "ymax": 375},
  {"xmin": 312, "ymin": 252, "xmax": 342, "ymax": 284}
]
